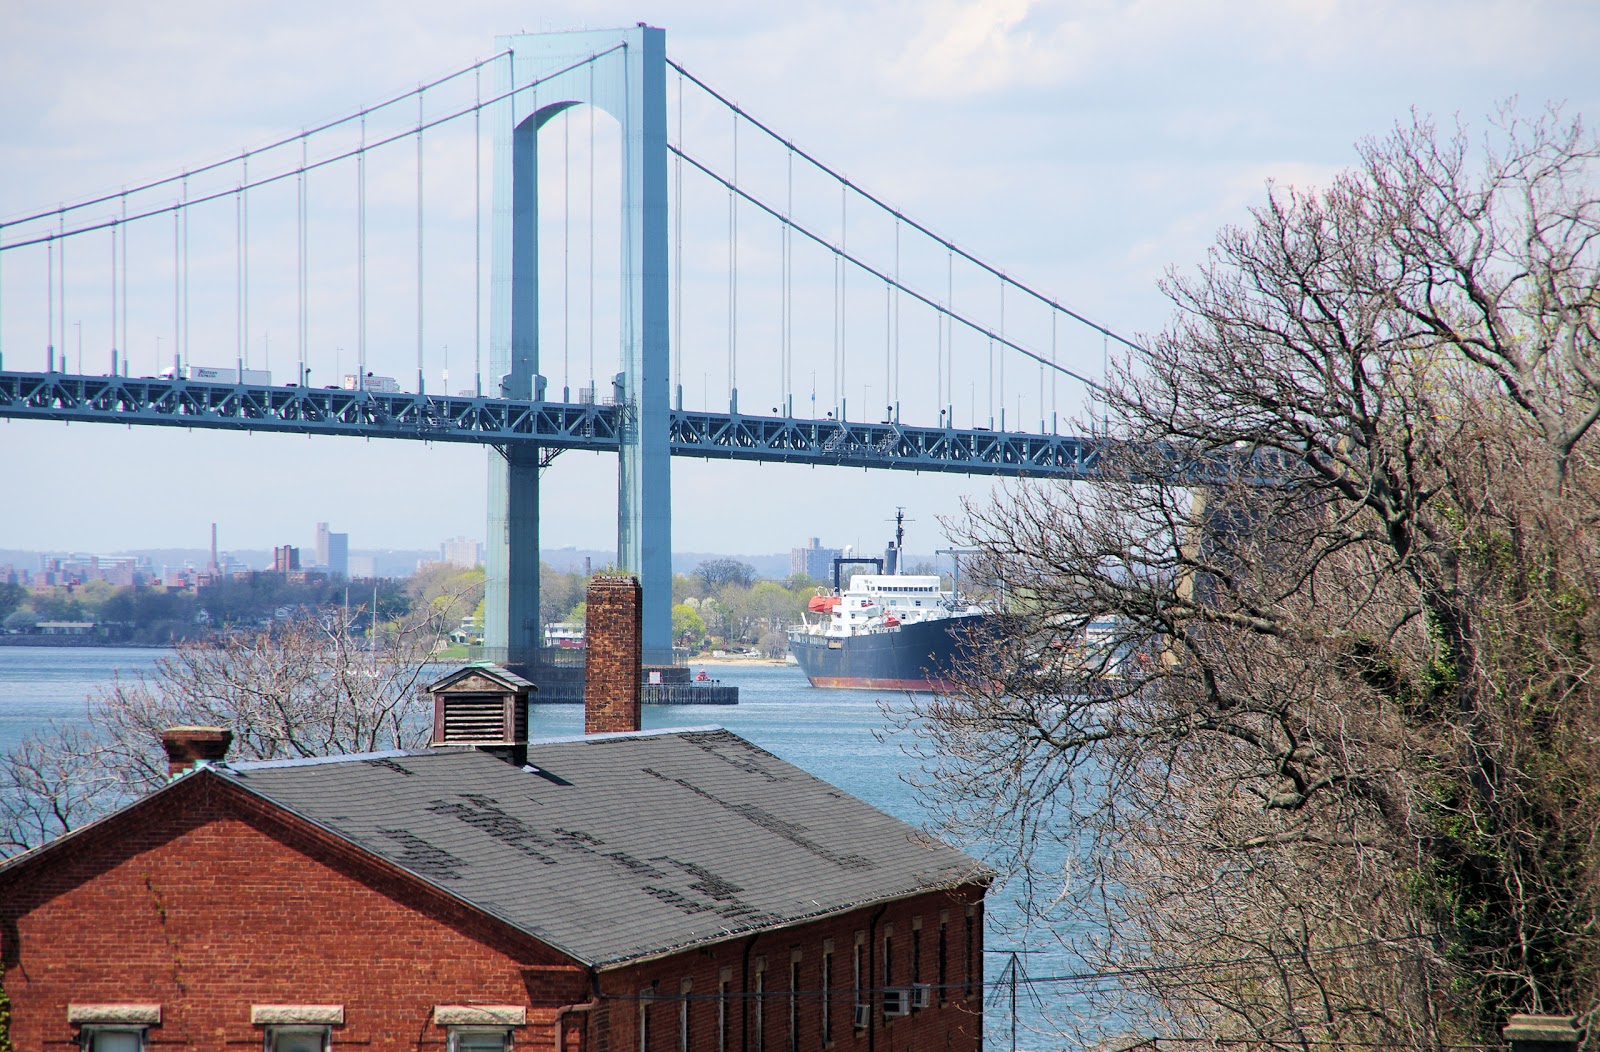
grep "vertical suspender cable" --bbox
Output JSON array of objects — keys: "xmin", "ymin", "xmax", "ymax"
[
  {"xmin": 474, "ymin": 66, "xmax": 482, "ymax": 397},
  {"xmin": 235, "ymin": 186, "xmax": 242, "ymax": 376},
  {"xmin": 58, "ymin": 212, "xmax": 65, "ymax": 366},
  {"xmin": 728, "ymin": 109, "xmax": 737, "ymax": 410},
  {"xmin": 298, "ymin": 140, "xmax": 305, "ymax": 384},
  {"xmin": 998, "ymin": 276, "xmax": 1005, "ymax": 431},
  {"xmin": 839, "ymin": 184, "xmax": 846, "ymax": 420},
  {"xmin": 893, "ymin": 219, "xmax": 900, "ymax": 417},
  {"xmin": 785, "ymin": 148, "xmax": 793, "ymax": 413},
  {"xmin": 1039, "ymin": 309, "xmax": 1045, "ymax": 434},
  {"xmin": 563, "ymin": 108, "xmax": 571, "ymax": 398},
  {"xmin": 109, "ymin": 221, "xmax": 116, "ymax": 373},
  {"xmin": 359, "ymin": 112, "xmax": 367, "ymax": 389},
  {"xmin": 1050, "ymin": 311, "xmax": 1057, "ymax": 434},
  {"xmin": 884, "ymin": 282, "xmax": 890, "ymax": 414},
  {"xmin": 831, "ymin": 194, "xmax": 839, "ymax": 414},
  {"xmin": 243, "ymin": 153, "xmax": 249, "ymax": 369},
  {"xmin": 47, "ymin": 236, "xmax": 54, "ymax": 370},
  {"xmin": 172, "ymin": 204, "xmax": 179, "ymax": 377},
  {"xmin": 180, "ymin": 177, "xmax": 188, "ymax": 367},
  {"xmin": 673, "ymin": 70, "xmax": 683, "ymax": 410},
  {"xmin": 121, "ymin": 194, "xmax": 128, "ymax": 371},
  {"xmin": 588, "ymin": 67, "xmax": 595, "ymax": 394},
  {"xmin": 417, "ymin": 90, "xmax": 425, "ymax": 395}
]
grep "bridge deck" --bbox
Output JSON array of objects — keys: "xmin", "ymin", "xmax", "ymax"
[{"xmin": 0, "ymin": 370, "xmax": 1103, "ymax": 480}]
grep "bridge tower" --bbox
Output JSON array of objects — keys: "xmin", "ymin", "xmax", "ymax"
[{"xmin": 485, "ymin": 25, "xmax": 673, "ymax": 664}]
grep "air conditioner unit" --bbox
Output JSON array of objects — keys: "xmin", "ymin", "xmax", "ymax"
[
  {"xmin": 882, "ymin": 988, "xmax": 912, "ymax": 1017},
  {"xmin": 853, "ymin": 1004, "xmax": 871, "ymax": 1030},
  {"xmin": 910, "ymin": 983, "xmax": 932, "ymax": 1010}
]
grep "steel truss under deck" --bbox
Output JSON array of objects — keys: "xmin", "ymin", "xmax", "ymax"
[{"xmin": 0, "ymin": 370, "xmax": 1104, "ymax": 480}]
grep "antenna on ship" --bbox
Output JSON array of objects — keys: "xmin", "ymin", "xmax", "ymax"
[{"xmin": 886, "ymin": 508, "xmax": 912, "ymax": 576}]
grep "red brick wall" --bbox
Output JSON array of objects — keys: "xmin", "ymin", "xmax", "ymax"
[
  {"xmin": 584, "ymin": 576, "xmax": 642, "ymax": 734},
  {"xmin": 1, "ymin": 773, "xmax": 987, "ymax": 1052},
  {"xmin": 588, "ymin": 886, "xmax": 987, "ymax": 1052},
  {"xmin": 0, "ymin": 777, "xmax": 590, "ymax": 1050}
]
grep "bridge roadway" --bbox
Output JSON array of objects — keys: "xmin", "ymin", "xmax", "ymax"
[{"xmin": 0, "ymin": 370, "xmax": 1104, "ymax": 480}]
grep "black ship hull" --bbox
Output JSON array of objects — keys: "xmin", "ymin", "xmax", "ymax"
[{"xmin": 788, "ymin": 613, "xmax": 994, "ymax": 690}]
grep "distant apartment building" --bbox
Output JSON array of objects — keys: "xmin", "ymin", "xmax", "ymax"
[
  {"xmin": 347, "ymin": 554, "xmax": 378, "ymax": 579},
  {"xmin": 791, "ymin": 537, "xmax": 841, "ymax": 581},
  {"xmin": 440, "ymin": 536, "xmax": 483, "ymax": 569},
  {"xmin": 315, "ymin": 522, "xmax": 350, "ymax": 578},
  {"xmin": 272, "ymin": 545, "xmax": 301, "ymax": 573}
]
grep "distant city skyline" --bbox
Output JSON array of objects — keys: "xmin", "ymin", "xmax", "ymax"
[{"xmin": 4, "ymin": 2, "xmax": 1596, "ymax": 555}]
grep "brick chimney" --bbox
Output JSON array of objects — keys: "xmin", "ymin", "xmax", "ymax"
[
  {"xmin": 161, "ymin": 726, "xmax": 233, "ymax": 776},
  {"xmin": 584, "ymin": 575, "xmax": 642, "ymax": 734}
]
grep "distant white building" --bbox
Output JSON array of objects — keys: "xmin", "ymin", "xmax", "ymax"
[
  {"xmin": 440, "ymin": 536, "xmax": 483, "ymax": 569},
  {"xmin": 790, "ymin": 537, "xmax": 841, "ymax": 581}
]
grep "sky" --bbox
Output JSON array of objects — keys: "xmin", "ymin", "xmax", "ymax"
[{"xmin": 2, "ymin": 0, "xmax": 1598, "ymax": 562}]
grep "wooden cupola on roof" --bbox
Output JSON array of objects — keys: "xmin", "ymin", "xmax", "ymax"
[{"xmin": 427, "ymin": 661, "xmax": 535, "ymax": 767}]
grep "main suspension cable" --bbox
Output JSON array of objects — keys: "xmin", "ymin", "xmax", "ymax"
[
  {"xmin": 670, "ymin": 144, "xmax": 1102, "ymax": 391},
  {"xmin": 668, "ymin": 57, "xmax": 1143, "ymax": 354},
  {"xmin": 0, "ymin": 51, "xmax": 512, "ymax": 232},
  {"xmin": 0, "ymin": 47, "xmax": 627, "ymax": 253}
]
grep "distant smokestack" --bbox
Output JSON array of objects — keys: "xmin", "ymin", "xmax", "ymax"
[
  {"xmin": 583, "ymin": 576, "xmax": 642, "ymax": 735},
  {"xmin": 210, "ymin": 523, "xmax": 218, "ymax": 573},
  {"xmin": 161, "ymin": 726, "xmax": 232, "ymax": 777}
]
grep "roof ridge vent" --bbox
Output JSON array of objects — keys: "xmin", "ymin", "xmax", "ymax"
[{"xmin": 428, "ymin": 662, "xmax": 533, "ymax": 766}]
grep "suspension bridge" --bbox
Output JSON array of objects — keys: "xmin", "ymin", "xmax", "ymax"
[{"xmin": 0, "ymin": 24, "xmax": 1140, "ymax": 665}]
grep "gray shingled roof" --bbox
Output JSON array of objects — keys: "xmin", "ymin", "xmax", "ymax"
[{"xmin": 222, "ymin": 727, "xmax": 986, "ymax": 968}]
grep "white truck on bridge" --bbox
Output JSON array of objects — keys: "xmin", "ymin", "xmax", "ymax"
[{"xmin": 159, "ymin": 364, "xmax": 273, "ymax": 385}]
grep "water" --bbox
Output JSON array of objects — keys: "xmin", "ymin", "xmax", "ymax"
[{"xmin": 0, "ymin": 647, "xmax": 1084, "ymax": 1048}]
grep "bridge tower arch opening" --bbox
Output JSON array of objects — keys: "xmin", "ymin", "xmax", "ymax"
[{"xmin": 485, "ymin": 24, "xmax": 672, "ymax": 665}]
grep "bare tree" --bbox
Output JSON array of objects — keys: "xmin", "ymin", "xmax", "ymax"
[
  {"xmin": 0, "ymin": 606, "xmax": 455, "ymax": 857},
  {"xmin": 900, "ymin": 107, "xmax": 1600, "ymax": 1051}
]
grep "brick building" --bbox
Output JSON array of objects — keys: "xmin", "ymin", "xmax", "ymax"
[{"xmin": 0, "ymin": 577, "xmax": 990, "ymax": 1052}]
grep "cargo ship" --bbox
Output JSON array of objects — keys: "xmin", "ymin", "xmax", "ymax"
[{"xmin": 788, "ymin": 513, "xmax": 994, "ymax": 691}]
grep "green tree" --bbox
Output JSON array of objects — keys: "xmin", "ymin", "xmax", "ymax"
[
  {"xmin": 0, "ymin": 582, "xmax": 26, "ymax": 621},
  {"xmin": 671, "ymin": 603, "xmax": 706, "ymax": 646}
]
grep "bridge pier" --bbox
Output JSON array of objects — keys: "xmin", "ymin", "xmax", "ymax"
[
  {"xmin": 485, "ymin": 446, "xmax": 541, "ymax": 662},
  {"xmin": 485, "ymin": 25, "xmax": 673, "ymax": 665}
]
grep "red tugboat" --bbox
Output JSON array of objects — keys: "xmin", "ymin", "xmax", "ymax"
[{"xmin": 787, "ymin": 512, "xmax": 994, "ymax": 691}]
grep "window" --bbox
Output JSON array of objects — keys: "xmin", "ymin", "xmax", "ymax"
[
  {"xmin": 788, "ymin": 958, "xmax": 801, "ymax": 1052},
  {"xmin": 753, "ymin": 963, "xmax": 766, "ymax": 1052},
  {"xmin": 964, "ymin": 907, "xmax": 976, "ymax": 997},
  {"xmin": 938, "ymin": 912, "xmax": 949, "ymax": 1005},
  {"xmin": 266, "ymin": 1026, "xmax": 330, "ymax": 1052},
  {"xmin": 449, "ymin": 1030, "xmax": 511, "ymax": 1052},
  {"xmin": 852, "ymin": 936, "xmax": 864, "ymax": 1030},
  {"xmin": 639, "ymin": 986, "xmax": 654, "ymax": 1052},
  {"xmin": 912, "ymin": 921, "xmax": 922, "ymax": 996},
  {"xmin": 821, "ymin": 948, "xmax": 833, "ymax": 1043},
  {"xmin": 679, "ymin": 980, "xmax": 692, "ymax": 1052},
  {"xmin": 80, "ymin": 1029, "xmax": 145, "ymax": 1052},
  {"xmin": 717, "ymin": 973, "xmax": 731, "ymax": 1052}
]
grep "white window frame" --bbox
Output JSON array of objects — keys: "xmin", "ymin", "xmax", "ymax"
[
  {"xmin": 79, "ymin": 1027, "xmax": 147, "ymax": 1052},
  {"xmin": 263, "ymin": 1024, "xmax": 331, "ymax": 1052},
  {"xmin": 448, "ymin": 1027, "xmax": 514, "ymax": 1052}
]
